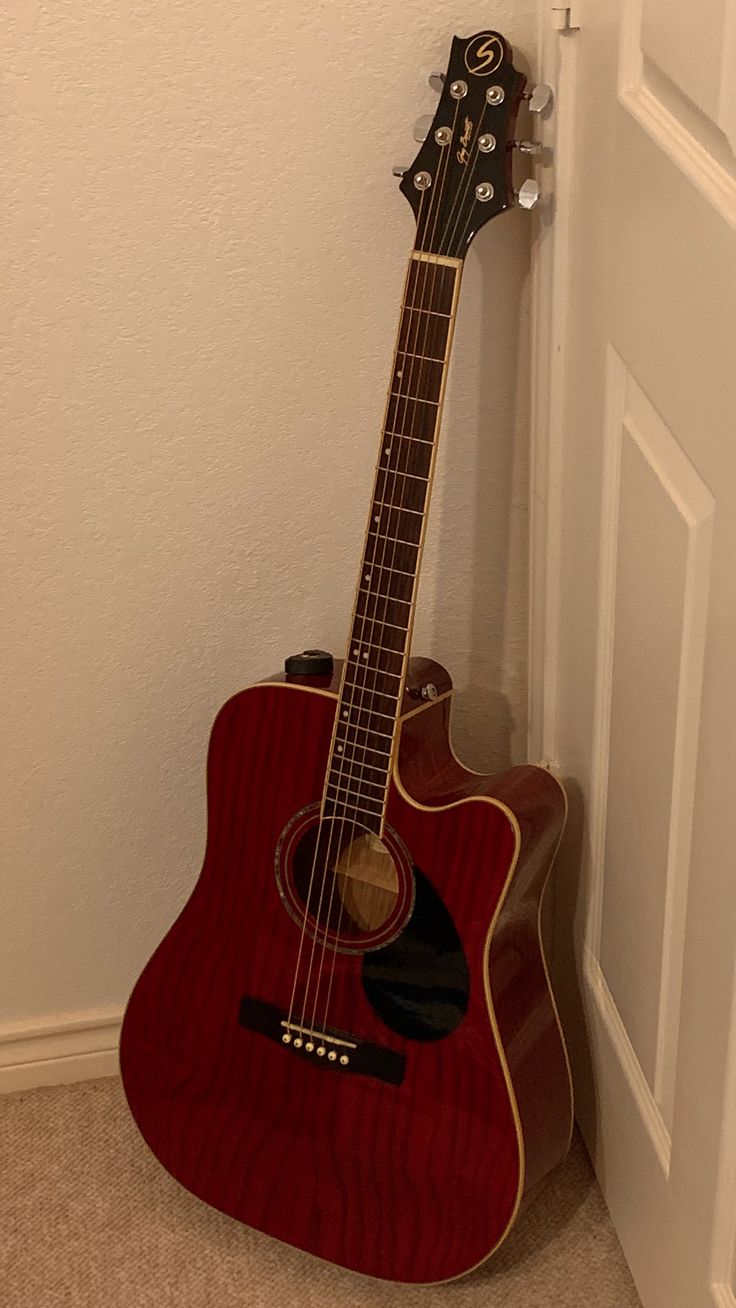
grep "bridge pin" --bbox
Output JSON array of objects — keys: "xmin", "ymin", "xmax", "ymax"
[
  {"xmin": 327, "ymin": 1049, "xmax": 337, "ymax": 1061},
  {"xmin": 305, "ymin": 1041, "xmax": 314, "ymax": 1052},
  {"xmin": 293, "ymin": 1037, "xmax": 303, "ymax": 1048},
  {"xmin": 282, "ymin": 1033, "xmax": 291, "ymax": 1044},
  {"xmin": 317, "ymin": 1046, "xmax": 326, "ymax": 1057},
  {"xmin": 340, "ymin": 1055, "xmax": 349, "ymax": 1066}
]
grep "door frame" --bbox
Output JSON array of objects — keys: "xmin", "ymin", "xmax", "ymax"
[
  {"xmin": 527, "ymin": 7, "xmax": 736, "ymax": 1307},
  {"xmin": 527, "ymin": 6, "xmax": 578, "ymax": 773}
]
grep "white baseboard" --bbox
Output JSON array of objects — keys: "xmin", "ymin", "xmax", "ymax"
[{"xmin": 0, "ymin": 1007, "xmax": 123, "ymax": 1094}]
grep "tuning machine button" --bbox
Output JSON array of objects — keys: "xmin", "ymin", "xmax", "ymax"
[
  {"xmin": 429, "ymin": 71, "xmax": 445, "ymax": 93},
  {"xmin": 525, "ymin": 83, "xmax": 553, "ymax": 114},
  {"xmin": 413, "ymin": 114, "xmax": 433, "ymax": 143},
  {"xmin": 514, "ymin": 138, "xmax": 544, "ymax": 156},
  {"xmin": 392, "ymin": 165, "xmax": 409, "ymax": 177},
  {"xmin": 516, "ymin": 178, "xmax": 541, "ymax": 210}
]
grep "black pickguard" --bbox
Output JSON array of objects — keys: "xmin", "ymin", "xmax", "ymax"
[{"xmin": 361, "ymin": 868, "xmax": 469, "ymax": 1041}]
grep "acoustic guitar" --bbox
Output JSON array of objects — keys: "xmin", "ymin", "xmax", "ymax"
[{"xmin": 120, "ymin": 29, "xmax": 573, "ymax": 1284}]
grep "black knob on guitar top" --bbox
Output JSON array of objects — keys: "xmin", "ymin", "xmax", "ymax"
[{"xmin": 284, "ymin": 649, "xmax": 334, "ymax": 677}]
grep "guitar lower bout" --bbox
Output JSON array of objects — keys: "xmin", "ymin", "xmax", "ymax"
[{"xmin": 120, "ymin": 655, "xmax": 573, "ymax": 1284}]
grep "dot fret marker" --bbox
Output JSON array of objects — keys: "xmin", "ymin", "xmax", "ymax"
[{"xmin": 323, "ymin": 254, "xmax": 460, "ymax": 832}]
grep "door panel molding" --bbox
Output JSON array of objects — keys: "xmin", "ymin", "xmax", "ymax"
[
  {"xmin": 584, "ymin": 946, "xmax": 672, "ymax": 1174},
  {"xmin": 589, "ymin": 348, "xmax": 713, "ymax": 1139},
  {"xmin": 619, "ymin": 0, "xmax": 736, "ymax": 227},
  {"xmin": 621, "ymin": 363, "xmax": 714, "ymax": 1133}
]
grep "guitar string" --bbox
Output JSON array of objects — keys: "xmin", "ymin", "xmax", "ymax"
[
  {"xmin": 302, "ymin": 128, "xmax": 457, "ymax": 1039},
  {"xmin": 311, "ymin": 106, "xmax": 462, "ymax": 1041},
  {"xmin": 298, "ymin": 162, "xmax": 450, "ymax": 1041},
  {"xmin": 286, "ymin": 82, "xmax": 500, "ymax": 1046},
  {"xmin": 314, "ymin": 91, "xmax": 505, "ymax": 1037},
  {"xmin": 293, "ymin": 252, "xmax": 422, "ymax": 1042},
  {"xmin": 291, "ymin": 174, "xmax": 441, "ymax": 1044},
  {"xmin": 439, "ymin": 103, "xmax": 493, "ymax": 257}
]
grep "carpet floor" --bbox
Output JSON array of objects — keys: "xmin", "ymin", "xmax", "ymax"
[{"xmin": 1, "ymin": 1076, "xmax": 641, "ymax": 1306}]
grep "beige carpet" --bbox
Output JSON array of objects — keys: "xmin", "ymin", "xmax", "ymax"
[{"xmin": 1, "ymin": 1076, "xmax": 641, "ymax": 1307}]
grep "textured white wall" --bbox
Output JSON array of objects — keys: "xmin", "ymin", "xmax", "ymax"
[{"xmin": 1, "ymin": 1, "xmax": 535, "ymax": 1024}]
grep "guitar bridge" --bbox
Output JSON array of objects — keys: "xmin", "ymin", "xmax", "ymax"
[{"xmin": 238, "ymin": 995, "xmax": 405, "ymax": 1086}]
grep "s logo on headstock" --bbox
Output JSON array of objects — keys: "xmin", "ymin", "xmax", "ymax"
[
  {"xmin": 464, "ymin": 34, "xmax": 504, "ymax": 77},
  {"xmin": 398, "ymin": 31, "xmax": 528, "ymax": 260}
]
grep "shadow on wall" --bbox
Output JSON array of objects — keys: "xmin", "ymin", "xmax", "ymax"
[{"xmin": 428, "ymin": 206, "xmax": 531, "ymax": 776}]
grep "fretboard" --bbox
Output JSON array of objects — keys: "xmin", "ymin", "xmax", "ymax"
[{"xmin": 322, "ymin": 252, "xmax": 462, "ymax": 834}]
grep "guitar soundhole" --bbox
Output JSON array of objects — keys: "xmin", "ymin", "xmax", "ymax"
[{"xmin": 276, "ymin": 806, "xmax": 414, "ymax": 953}]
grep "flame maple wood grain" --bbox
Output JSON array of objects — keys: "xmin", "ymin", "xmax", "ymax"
[{"xmin": 120, "ymin": 659, "xmax": 572, "ymax": 1283}]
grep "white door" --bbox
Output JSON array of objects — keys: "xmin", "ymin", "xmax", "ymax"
[{"xmin": 529, "ymin": 2, "xmax": 736, "ymax": 1306}]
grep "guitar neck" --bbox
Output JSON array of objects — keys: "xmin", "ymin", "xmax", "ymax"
[{"xmin": 322, "ymin": 251, "xmax": 463, "ymax": 834}]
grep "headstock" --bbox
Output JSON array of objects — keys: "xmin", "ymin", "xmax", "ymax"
[{"xmin": 398, "ymin": 31, "xmax": 534, "ymax": 259}]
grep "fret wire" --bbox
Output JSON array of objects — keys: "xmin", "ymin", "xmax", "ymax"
[
  {"xmin": 324, "ymin": 798, "xmax": 385, "ymax": 821},
  {"xmin": 353, "ymin": 615, "xmax": 407, "ymax": 637},
  {"xmin": 353, "ymin": 615, "xmax": 407, "ymax": 634},
  {"xmin": 376, "ymin": 469, "xmax": 429, "ymax": 484},
  {"xmin": 328, "ymin": 774, "xmax": 386, "ymax": 805},
  {"xmin": 345, "ymin": 659, "xmax": 400, "ymax": 680},
  {"xmin": 337, "ymin": 720, "xmax": 394, "ymax": 739},
  {"xmin": 398, "ymin": 349, "xmax": 446, "ymax": 363},
  {"xmin": 366, "ymin": 529, "xmax": 419, "ymax": 548},
  {"xmin": 326, "ymin": 801, "xmax": 385, "ymax": 821},
  {"xmin": 343, "ymin": 693, "xmax": 400, "ymax": 711},
  {"xmin": 350, "ymin": 644, "xmax": 404, "ymax": 661},
  {"xmin": 329, "ymin": 753, "xmax": 388, "ymax": 776},
  {"xmin": 383, "ymin": 429, "xmax": 434, "ymax": 446},
  {"xmin": 341, "ymin": 706, "xmax": 396, "ymax": 722},
  {"xmin": 388, "ymin": 392, "xmax": 439, "ymax": 406},
  {"xmin": 363, "ymin": 562, "xmax": 414, "ymax": 578},
  {"xmin": 334, "ymin": 739, "xmax": 392, "ymax": 763},
  {"xmin": 385, "ymin": 416, "xmax": 438, "ymax": 442},
  {"xmin": 345, "ymin": 663, "xmax": 402, "ymax": 678},
  {"xmin": 342, "ymin": 687, "xmax": 399, "ymax": 706},
  {"xmin": 358, "ymin": 586, "xmax": 411, "ymax": 605},
  {"xmin": 360, "ymin": 566, "xmax": 416, "ymax": 587},
  {"xmin": 327, "ymin": 787, "xmax": 373, "ymax": 810},
  {"xmin": 326, "ymin": 788, "xmax": 386, "ymax": 813},
  {"xmin": 326, "ymin": 778, "xmax": 384, "ymax": 802},
  {"xmin": 400, "ymin": 305, "xmax": 452, "ymax": 318},
  {"xmin": 327, "ymin": 774, "xmax": 387, "ymax": 802},
  {"xmin": 329, "ymin": 751, "xmax": 389, "ymax": 776},
  {"xmin": 372, "ymin": 499, "xmax": 425, "ymax": 516},
  {"xmin": 326, "ymin": 800, "xmax": 386, "ymax": 822}
]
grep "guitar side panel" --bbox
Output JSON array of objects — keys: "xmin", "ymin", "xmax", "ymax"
[
  {"xmin": 397, "ymin": 693, "xmax": 574, "ymax": 1195},
  {"xmin": 120, "ymin": 678, "xmax": 525, "ymax": 1283}
]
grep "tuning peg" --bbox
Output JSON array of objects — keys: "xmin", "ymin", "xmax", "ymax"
[
  {"xmin": 429, "ymin": 71, "xmax": 445, "ymax": 93},
  {"xmin": 525, "ymin": 83, "xmax": 553, "ymax": 114},
  {"xmin": 514, "ymin": 138, "xmax": 544, "ymax": 156},
  {"xmin": 516, "ymin": 178, "xmax": 541, "ymax": 209},
  {"xmin": 413, "ymin": 114, "xmax": 433, "ymax": 143},
  {"xmin": 392, "ymin": 165, "xmax": 409, "ymax": 177}
]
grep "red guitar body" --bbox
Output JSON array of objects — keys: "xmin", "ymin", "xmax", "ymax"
[{"xmin": 120, "ymin": 659, "xmax": 572, "ymax": 1284}]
